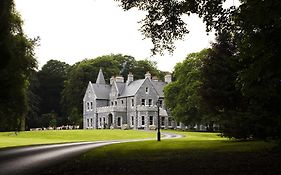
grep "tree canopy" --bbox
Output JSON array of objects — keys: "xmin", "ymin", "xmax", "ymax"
[{"xmin": 0, "ymin": 0, "xmax": 37, "ymax": 131}]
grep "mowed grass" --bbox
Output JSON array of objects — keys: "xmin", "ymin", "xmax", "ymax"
[
  {"xmin": 0, "ymin": 130, "xmax": 155, "ymax": 148},
  {"xmin": 41, "ymin": 131, "xmax": 281, "ymax": 175}
]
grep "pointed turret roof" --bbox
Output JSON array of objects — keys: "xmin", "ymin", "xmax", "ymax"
[{"xmin": 96, "ymin": 68, "xmax": 106, "ymax": 84}]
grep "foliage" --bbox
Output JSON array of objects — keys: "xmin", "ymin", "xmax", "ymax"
[
  {"xmin": 115, "ymin": 0, "xmax": 234, "ymax": 54},
  {"xmin": 233, "ymin": 0, "xmax": 281, "ymax": 139},
  {"xmin": 117, "ymin": 0, "xmax": 281, "ymax": 140},
  {"xmin": 0, "ymin": 0, "xmax": 37, "ymax": 131},
  {"xmin": 36, "ymin": 60, "xmax": 70, "ymax": 126},
  {"xmin": 164, "ymin": 49, "xmax": 209, "ymax": 126}
]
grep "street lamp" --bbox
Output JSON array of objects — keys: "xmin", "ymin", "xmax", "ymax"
[{"xmin": 156, "ymin": 100, "xmax": 161, "ymax": 141}]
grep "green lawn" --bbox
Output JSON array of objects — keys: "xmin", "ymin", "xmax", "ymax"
[
  {"xmin": 41, "ymin": 131, "xmax": 281, "ymax": 175},
  {"xmin": 0, "ymin": 130, "xmax": 155, "ymax": 148}
]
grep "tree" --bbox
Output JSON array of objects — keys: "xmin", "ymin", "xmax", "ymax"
[
  {"xmin": 0, "ymin": 0, "xmax": 37, "ymax": 131},
  {"xmin": 117, "ymin": 0, "xmax": 281, "ymax": 139},
  {"xmin": 199, "ymin": 32, "xmax": 249, "ymax": 138},
  {"xmin": 36, "ymin": 60, "xmax": 70, "ymax": 126},
  {"xmin": 164, "ymin": 49, "xmax": 209, "ymax": 126},
  {"xmin": 116, "ymin": 0, "xmax": 234, "ymax": 54},
  {"xmin": 233, "ymin": 1, "xmax": 281, "ymax": 139}
]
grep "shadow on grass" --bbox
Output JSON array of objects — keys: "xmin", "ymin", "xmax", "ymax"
[{"xmin": 40, "ymin": 139, "xmax": 281, "ymax": 175}]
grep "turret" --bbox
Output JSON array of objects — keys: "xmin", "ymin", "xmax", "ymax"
[{"xmin": 96, "ymin": 69, "xmax": 106, "ymax": 84}]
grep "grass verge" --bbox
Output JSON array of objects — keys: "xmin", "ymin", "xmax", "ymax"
[
  {"xmin": 0, "ymin": 130, "xmax": 154, "ymax": 148},
  {"xmin": 41, "ymin": 131, "xmax": 281, "ymax": 175}
]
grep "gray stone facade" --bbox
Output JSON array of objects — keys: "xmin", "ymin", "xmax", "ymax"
[{"xmin": 83, "ymin": 69, "xmax": 184, "ymax": 130}]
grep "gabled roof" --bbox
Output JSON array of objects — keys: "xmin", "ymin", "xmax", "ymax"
[
  {"xmin": 120, "ymin": 79, "xmax": 145, "ymax": 97},
  {"xmin": 151, "ymin": 81, "xmax": 167, "ymax": 97},
  {"xmin": 92, "ymin": 83, "xmax": 111, "ymax": 99},
  {"xmin": 96, "ymin": 69, "xmax": 106, "ymax": 84},
  {"xmin": 115, "ymin": 82, "xmax": 125, "ymax": 95}
]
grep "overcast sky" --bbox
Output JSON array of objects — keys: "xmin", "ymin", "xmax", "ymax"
[{"xmin": 15, "ymin": 0, "xmax": 219, "ymax": 72}]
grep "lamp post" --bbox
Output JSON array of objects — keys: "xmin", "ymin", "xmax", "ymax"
[{"xmin": 156, "ymin": 100, "xmax": 161, "ymax": 141}]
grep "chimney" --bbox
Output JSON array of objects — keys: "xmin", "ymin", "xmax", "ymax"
[
  {"xmin": 145, "ymin": 71, "xmax": 151, "ymax": 80},
  {"xmin": 164, "ymin": 74, "xmax": 172, "ymax": 83},
  {"xmin": 127, "ymin": 72, "xmax": 134, "ymax": 85},
  {"xmin": 152, "ymin": 76, "xmax": 158, "ymax": 82},
  {"xmin": 115, "ymin": 75, "xmax": 124, "ymax": 83},
  {"xmin": 110, "ymin": 76, "xmax": 115, "ymax": 85}
]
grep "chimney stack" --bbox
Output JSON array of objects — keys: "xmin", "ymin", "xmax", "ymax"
[
  {"xmin": 164, "ymin": 74, "xmax": 172, "ymax": 84},
  {"xmin": 127, "ymin": 72, "xmax": 134, "ymax": 85},
  {"xmin": 115, "ymin": 75, "xmax": 124, "ymax": 83},
  {"xmin": 145, "ymin": 71, "xmax": 151, "ymax": 80},
  {"xmin": 110, "ymin": 76, "xmax": 115, "ymax": 85}
]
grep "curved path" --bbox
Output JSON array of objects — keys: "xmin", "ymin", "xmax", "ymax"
[{"xmin": 0, "ymin": 132, "xmax": 183, "ymax": 175}]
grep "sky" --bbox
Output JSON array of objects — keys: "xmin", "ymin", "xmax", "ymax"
[{"xmin": 14, "ymin": 0, "xmax": 218, "ymax": 72}]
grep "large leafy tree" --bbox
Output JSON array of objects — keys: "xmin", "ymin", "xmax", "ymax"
[
  {"xmin": 36, "ymin": 60, "xmax": 70, "ymax": 126},
  {"xmin": 115, "ymin": 0, "xmax": 234, "ymax": 54},
  {"xmin": 164, "ymin": 49, "xmax": 209, "ymax": 126},
  {"xmin": 0, "ymin": 0, "xmax": 37, "ymax": 131},
  {"xmin": 117, "ymin": 0, "xmax": 281, "ymax": 139}
]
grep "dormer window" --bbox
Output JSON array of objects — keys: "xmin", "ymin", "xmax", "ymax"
[{"xmin": 145, "ymin": 87, "xmax": 149, "ymax": 94}]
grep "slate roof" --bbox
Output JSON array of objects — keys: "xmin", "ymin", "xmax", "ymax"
[
  {"xmin": 151, "ymin": 81, "xmax": 167, "ymax": 97},
  {"xmin": 120, "ymin": 79, "xmax": 145, "ymax": 97},
  {"xmin": 92, "ymin": 84, "xmax": 111, "ymax": 99},
  {"xmin": 115, "ymin": 82, "xmax": 125, "ymax": 95},
  {"xmin": 96, "ymin": 69, "xmax": 106, "ymax": 84}
]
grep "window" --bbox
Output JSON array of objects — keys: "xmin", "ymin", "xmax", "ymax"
[
  {"xmin": 90, "ymin": 102, "xmax": 93, "ymax": 110},
  {"xmin": 141, "ymin": 99, "xmax": 145, "ymax": 106},
  {"xmin": 121, "ymin": 100, "xmax": 124, "ymax": 104},
  {"xmin": 131, "ymin": 116, "xmax": 134, "ymax": 126},
  {"xmin": 111, "ymin": 101, "xmax": 113, "ymax": 106},
  {"xmin": 145, "ymin": 87, "xmax": 149, "ymax": 94},
  {"xmin": 161, "ymin": 117, "xmax": 165, "ymax": 126},
  {"xmin": 87, "ymin": 119, "xmax": 90, "ymax": 127},
  {"xmin": 159, "ymin": 100, "xmax": 163, "ymax": 107},
  {"xmin": 168, "ymin": 118, "xmax": 172, "ymax": 126},
  {"xmin": 148, "ymin": 99, "xmax": 152, "ymax": 106},
  {"xmin": 149, "ymin": 116, "xmax": 154, "ymax": 125},
  {"xmin": 99, "ymin": 118, "xmax": 102, "ymax": 127},
  {"xmin": 87, "ymin": 102, "xmax": 90, "ymax": 110},
  {"xmin": 90, "ymin": 118, "xmax": 93, "ymax": 127},
  {"xmin": 141, "ymin": 116, "xmax": 145, "ymax": 125},
  {"xmin": 115, "ymin": 101, "xmax": 117, "ymax": 106},
  {"xmin": 131, "ymin": 99, "xmax": 134, "ymax": 106},
  {"xmin": 117, "ymin": 117, "xmax": 121, "ymax": 126}
]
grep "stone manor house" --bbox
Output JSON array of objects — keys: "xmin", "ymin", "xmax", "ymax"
[{"xmin": 83, "ymin": 69, "xmax": 184, "ymax": 130}]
